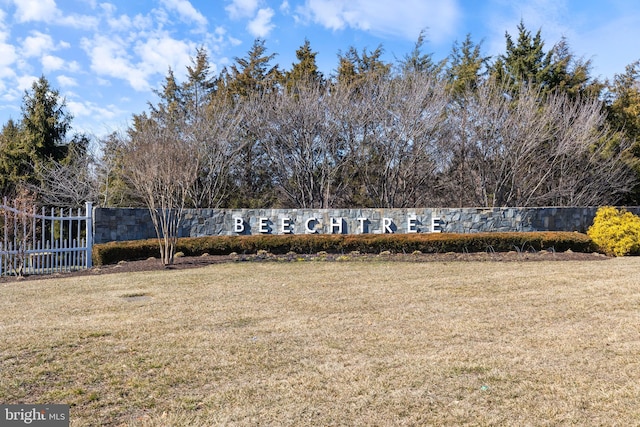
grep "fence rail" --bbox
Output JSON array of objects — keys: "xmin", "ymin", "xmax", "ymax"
[{"xmin": 0, "ymin": 199, "xmax": 92, "ymax": 276}]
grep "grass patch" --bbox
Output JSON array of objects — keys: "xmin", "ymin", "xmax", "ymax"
[{"xmin": 1, "ymin": 259, "xmax": 639, "ymax": 425}]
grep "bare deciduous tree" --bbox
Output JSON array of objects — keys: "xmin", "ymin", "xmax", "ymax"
[
  {"xmin": 441, "ymin": 79, "xmax": 636, "ymax": 207},
  {"xmin": 189, "ymin": 97, "xmax": 247, "ymax": 208},
  {"xmin": 122, "ymin": 116, "xmax": 198, "ymax": 265},
  {"xmin": 34, "ymin": 145, "xmax": 99, "ymax": 208},
  {"xmin": 2, "ymin": 190, "xmax": 36, "ymax": 276},
  {"xmin": 248, "ymin": 83, "xmax": 350, "ymax": 208},
  {"xmin": 356, "ymin": 74, "xmax": 449, "ymax": 207}
]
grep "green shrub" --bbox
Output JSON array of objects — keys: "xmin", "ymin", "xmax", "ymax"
[
  {"xmin": 92, "ymin": 231, "xmax": 597, "ymax": 266},
  {"xmin": 587, "ymin": 206, "xmax": 640, "ymax": 256}
]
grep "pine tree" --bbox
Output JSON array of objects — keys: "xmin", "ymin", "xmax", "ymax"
[
  {"xmin": 607, "ymin": 60, "xmax": 640, "ymax": 142},
  {"xmin": 606, "ymin": 60, "xmax": 640, "ymax": 203},
  {"xmin": 21, "ymin": 76, "xmax": 72, "ymax": 166},
  {"xmin": 0, "ymin": 76, "xmax": 77, "ymax": 196},
  {"xmin": 183, "ymin": 47, "xmax": 215, "ymax": 122},
  {"xmin": 491, "ymin": 21, "xmax": 600, "ymax": 99},
  {"xmin": 227, "ymin": 38, "xmax": 281, "ymax": 98},
  {"xmin": 397, "ymin": 29, "xmax": 444, "ymax": 76},
  {"xmin": 0, "ymin": 119, "xmax": 24, "ymax": 196},
  {"xmin": 446, "ymin": 33, "xmax": 489, "ymax": 95},
  {"xmin": 225, "ymin": 39, "xmax": 281, "ymax": 207},
  {"xmin": 491, "ymin": 21, "xmax": 553, "ymax": 93},
  {"xmin": 547, "ymin": 37, "xmax": 602, "ymax": 100},
  {"xmin": 284, "ymin": 39, "xmax": 324, "ymax": 92},
  {"xmin": 337, "ymin": 45, "xmax": 391, "ymax": 87}
]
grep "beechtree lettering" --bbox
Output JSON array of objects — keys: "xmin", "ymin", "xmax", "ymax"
[{"xmin": 231, "ymin": 215, "xmax": 442, "ymax": 235}]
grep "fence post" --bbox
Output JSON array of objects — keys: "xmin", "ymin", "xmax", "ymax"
[{"xmin": 85, "ymin": 202, "xmax": 93, "ymax": 268}]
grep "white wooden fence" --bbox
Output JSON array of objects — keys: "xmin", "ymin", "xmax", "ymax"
[{"xmin": 0, "ymin": 198, "xmax": 93, "ymax": 276}]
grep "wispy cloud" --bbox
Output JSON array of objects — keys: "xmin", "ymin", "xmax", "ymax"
[
  {"xmin": 296, "ymin": 0, "xmax": 461, "ymax": 43},
  {"xmin": 226, "ymin": 0, "xmax": 260, "ymax": 19},
  {"xmin": 11, "ymin": 0, "xmax": 59, "ymax": 23},
  {"xmin": 17, "ymin": 74, "xmax": 39, "ymax": 91},
  {"xmin": 22, "ymin": 31, "xmax": 56, "ymax": 58},
  {"xmin": 135, "ymin": 35, "xmax": 197, "ymax": 79},
  {"xmin": 81, "ymin": 35, "xmax": 151, "ymax": 91},
  {"xmin": 42, "ymin": 54, "xmax": 65, "ymax": 72},
  {"xmin": 160, "ymin": 0, "xmax": 208, "ymax": 30},
  {"xmin": 247, "ymin": 8, "xmax": 275, "ymax": 38},
  {"xmin": 57, "ymin": 75, "xmax": 77, "ymax": 88},
  {"xmin": 0, "ymin": 11, "xmax": 17, "ymax": 78},
  {"xmin": 10, "ymin": 0, "xmax": 98, "ymax": 29}
]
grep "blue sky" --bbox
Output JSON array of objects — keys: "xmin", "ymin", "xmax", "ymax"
[{"xmin": 0, "ymin": 0, "xmax": 639, "ymax": 138}]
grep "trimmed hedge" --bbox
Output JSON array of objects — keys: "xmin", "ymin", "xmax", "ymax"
[{"xmin": 92, "ymin": 232, "xmax": 597, "ymax": 266}]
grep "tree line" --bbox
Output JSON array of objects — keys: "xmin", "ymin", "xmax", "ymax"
[{"xmin": 2, "ymin": 21, "xmax": 640, "ymax": 211}]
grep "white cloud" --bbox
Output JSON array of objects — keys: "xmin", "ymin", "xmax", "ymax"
[
  {"xmin": 67, "ymin": 60, "xmax": 81, "ymax": 73},
  {"xmin": 57, "ymin": 75, "xmax": 78, "ymax": 88},
  {"xmin": 22, "ymin": 31, "xmax": 55, "ymax": 58},
  {"xmin": 59, "ymin": 14, "xmax": 99, "ymax": 30},
  {"xmin": 11, "ymin": 0, "xmax": 98, "ymax": 29},
  {"xmin": 101, "ymin": 3, "xmax": 152, "ymax": 33},
  {"xmin": 12, "ymin": 0, "xmax": 59, "ymax": 23},
  {"xmin": 247, "ymin": 8, "xmax": 275, "ymax": 37},
  {"xmin": 81, "ymin": 26, "xmax": 198, "ymax": 93},
  {"xmin": 0, "ymin": 10, "xmax": 18, "ymax": 88},
  {"xmin": 66, "ymin": 99, "xmax": 121, "ymax": 120},
  {"xmin": 135, "ymin": 35, "xmax": 196, "ymax": 80},
  {"xmin": 42, "ymin": 54, "xmax": 65, "ymax": 72},
  {"xmin": 226, "ymin": 0, "xmax": 260, "ymax": 19},
  {"xmin": 65, "ymin": 98, "xmax": 130, "ymax": 137},
  {"xmin": 296, "ymin": 0, "xmax": 461, "ymax": 42},
  {"xmin": 160, "ymin": 0, "xmax": 208, "ymax": 29},
  {"xmin": 81, "ymin": 35, "xmax": 151, "ymax": 91},
  {"xmin": 0, "ymin": 39, "xmax": 17, "ymax": 71},
  {"xmin": 0, "ymin": 8, "xmax": 10, "ymax": 40},
  {"xmin": 17, "ymin": 75, "xmax": 39, "ymax": 92},
  {"xmin": 96, "ymin": 77, "xmax": 111, "ymax": 87}
]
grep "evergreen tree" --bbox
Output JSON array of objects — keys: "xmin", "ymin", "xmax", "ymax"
[
  {"xmin": 491, "ymin": 21, "xmax": 553, "ymax": 92},
  {"xmin": 0, "ymin": 76, "xmax": 79, "ymax": 197},
  {"xmin": 397, "ymin": 29, "xmax": 444, "ymax": 76},
  {"xmin": 547, "ymin": 37, "xmax": 602, "ymax": 100},
  {"xmin": 21, "ymin": 76, "xmax": 73, "ymax": 166},
  {"xmin": 337, "ymin": 45, "xmax": 391, "ymax": 87},
  {"xmin": 225, "ymin": 39, "xmax": 281, "ymax": 207},
  {"xmin": 227, "ymin": 38, "xmax": 281, "ymax": 98},
  {"xmin": 0, "ymin": 119, "xmax": 24, "ymax": 196},
  {"xmin": 491, "ymin": 21, "xmax": 600, "ymax": 99},
  {"xmin": 607, "ymin": 60, "xmax": 640, "ymax": 143},
  {"xmin": 183, "ymin": 47, "xmax": 215, "ymax": 122},
  {"xmin": 284, "ymin": 39, "xmax": 324, "ymax": 92},
  {"xmin": 148, "ymin": 68, "xmax": 183, "ymax": 132},
  {"xmin": 605, "ymin": 60, "xmax": 640, "ymax": 203},
  {"xmin": 446, "ymin": 33, "xmax": 489, "ymax": 95}
]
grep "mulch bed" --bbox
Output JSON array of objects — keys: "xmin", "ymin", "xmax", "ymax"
[{"xmin": 0, "ymin": 250, "xmax": 609, "ymax": 283}]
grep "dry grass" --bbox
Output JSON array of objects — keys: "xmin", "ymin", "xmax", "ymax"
[{"xmin": 1, "ymin": 258, "xmax": 640, "ymax": 426}]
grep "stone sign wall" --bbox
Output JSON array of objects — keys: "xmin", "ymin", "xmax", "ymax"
[{"xmin": 92, "ymin": 206, "xmax": 640, "ymax": 244}]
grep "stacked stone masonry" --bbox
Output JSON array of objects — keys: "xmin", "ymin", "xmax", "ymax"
[{"xmin": 92, "ymin": 207, "xmax": 640, "ymax": 244}]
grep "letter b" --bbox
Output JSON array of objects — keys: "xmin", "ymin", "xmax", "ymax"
[{"xmin": 233, "ymin": 217, "xmax": 245, "ymax": 233}]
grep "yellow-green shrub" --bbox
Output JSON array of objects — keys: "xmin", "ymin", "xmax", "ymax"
[{"xmin": 587, "ymin": 206, "xmax": 640, "ymax": 256}]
